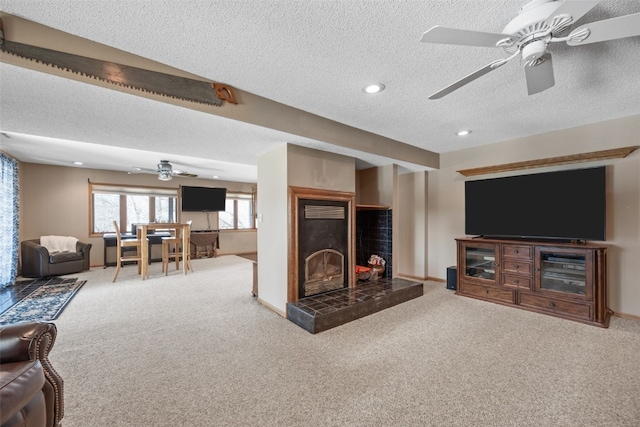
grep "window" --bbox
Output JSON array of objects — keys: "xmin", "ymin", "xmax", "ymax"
[
  {"xmin": 219, "ymin": 192, "xmax": 254, "ymax": 230},
  {"xmin": 91, "ymin": 183, "xmax": 178, "ymax": 234}
]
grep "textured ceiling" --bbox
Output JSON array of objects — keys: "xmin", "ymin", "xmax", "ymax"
[{"xmin": 1, "ymin": 0, "xmax": 639, "ymax": 183}]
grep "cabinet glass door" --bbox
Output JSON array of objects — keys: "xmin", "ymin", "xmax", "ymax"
[
  {"xmin": 464, "ymin": 246, "xmax": 496, "ymax": 281},
  {"xmin": 539, "ymin": 252, "xmax": 586, "ymax": 296}
]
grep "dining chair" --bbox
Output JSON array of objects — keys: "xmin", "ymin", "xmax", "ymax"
[
  {"xmin": 161, "ymin": 220, "xmax": 193, "ymax": 275},
  {"xmin": 112, "ymin": 220, "xmax": 145, "ymax": 282}
]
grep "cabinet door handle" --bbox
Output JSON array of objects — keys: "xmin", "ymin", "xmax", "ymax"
[
  {"xmin": 514, "ymin": 279, "xmax": 520, "ymax": 284},
  {"xmin": 535, "ymin": 267, "xmax": 540, "ymax": 272},
  {"xmin": 549, "ymin": 302, "xmax": 555, "ymax": 307},
  {"xmin": 514, "ymin": 264, "xmax": 519, "ymax": 269},
  {"xmin": 514, "ymin": 249, "xmax": 519, "ymax": 254},
  {"xmin": 483, "ymin": 289, "xmax": 489, "ymax": 294}
]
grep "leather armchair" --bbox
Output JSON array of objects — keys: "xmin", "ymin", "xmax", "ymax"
[
  {"xmin": 21, "ymin": 239, "xmax": 92, "ymax": 278},
  {"xmin": 0, "ymin": 322, "xmax": 64, "ymax": 427}
]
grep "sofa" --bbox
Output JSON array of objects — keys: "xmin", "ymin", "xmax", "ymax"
[
  {"xmin": 0, "ymin": 321, "xmax": 64, "ymax": 427},
  {"xmin": 21, "ymin": 239, "xmax": 92, "ymax": 278}
]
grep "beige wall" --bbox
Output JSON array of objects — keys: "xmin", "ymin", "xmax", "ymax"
[
  {"xmin": 287, "ymin": 145, "xmax": 356, "ymax": 192},
  {"xmin": 257, "ymin": 144, "xmax": 355, "ymax": 315},
  {"xmin": 356, "ymin": 165, "xmax": 400, "ymax": 277},
  {"xmin": 14, "ymin": 116, "xmax": 639, "ymax": 317},
  {"xmin": 18, "ymin": 162, "xmax": 256, "ymax": 268},
  {"xmin": 398, "ymin": 171, "xmax": 428, "ymax": 279},
  {"xmin": 357, "ymin": 165, "xmax": 394, "ymax": 207},
  {"xmin": 427, "ymin": 114, "xmax": 640, "ymax": 317}
]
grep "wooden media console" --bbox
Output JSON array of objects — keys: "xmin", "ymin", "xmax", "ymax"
[{"xmin": 456, "ymin": 237, "xmax": 612, "ymax": 327}]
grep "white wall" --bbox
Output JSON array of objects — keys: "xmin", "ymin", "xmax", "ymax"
[
  {"xmin": 256, "ymin": 145, "xmax": 289, "ymax": 315},
  {"xmin": 427, "ymin": 115, "xmax": 640, "ymax": 317}
]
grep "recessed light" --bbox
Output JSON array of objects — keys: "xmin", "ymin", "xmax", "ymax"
[
  {"xmin": 456, "ymin": 130, "xmax": 471, "ymax": 136},
  {"xmin": 213, "ymin": 175, "xmax": 219, "ymax": 179},
  {"xmin": 73, "ymin": 161, "xmax": 83, "ymax": 165},
  {"xmin": 363, "ymin": 83, "xmax": 385, "ymax": 94}
]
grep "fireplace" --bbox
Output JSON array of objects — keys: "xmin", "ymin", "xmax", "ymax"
[
  {"xmin": 304, "ymin": 249, "xmax": 344, "ymax": 296},
  {"xmin": 288, "ymin": 187, "xmax": 355, "ymax": 303}
]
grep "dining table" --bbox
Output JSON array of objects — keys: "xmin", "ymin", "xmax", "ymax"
[{"xmin": 136, "ymin": 223, "xmax": 190, "ymax": 279}]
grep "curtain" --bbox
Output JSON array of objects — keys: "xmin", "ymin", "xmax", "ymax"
[{"xmin": 0, "ymin": 153, "xmax": 19, "ymax": 288}]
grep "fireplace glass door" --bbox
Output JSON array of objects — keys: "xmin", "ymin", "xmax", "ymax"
[{"xmin": 304, "ymin": 249, "xmax": 344, "ymax": 296}]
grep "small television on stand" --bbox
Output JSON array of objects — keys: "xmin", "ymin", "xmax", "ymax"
[
  {"xmin": 181, "ymin": 186, "xmax": 227, "ymax": 212},
  {"xmin": 464, "ymin": 166, "xmax": 606, "ymax": 242}
]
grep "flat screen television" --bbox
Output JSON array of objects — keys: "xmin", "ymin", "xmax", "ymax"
[
  {"xmin": 181, "ymin": 186, "xmax": 227, "ymax": 212},
  {"xmin": 465, "ymin": 166, "xmax": 606, "ymax": 241}
]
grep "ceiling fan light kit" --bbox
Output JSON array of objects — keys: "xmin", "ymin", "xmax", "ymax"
[
  {"xmin": 158, "ymin": 170, "xmax": 173, "ymax": 181},
  {"xmin": 156, "ymin": 160, "xmax": 174, "ymax": 181},
  {"xmin": 521, "ymin": 40, "xmax": 547, "ymax": 64},
  {"xmin": 420, "ymin": 0, "xmax": 640, "ymax": 98}
]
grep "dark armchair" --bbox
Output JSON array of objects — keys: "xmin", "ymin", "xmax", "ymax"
[
  {"xmin": 0, "ymin": 321, "xmax": 64, "ymax": 427},
  {"xmin": 21, "ymin": 239, "xmax": 92, "ymax": 278}
]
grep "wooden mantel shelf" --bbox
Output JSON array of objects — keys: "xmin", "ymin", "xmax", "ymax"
[{"xmin": 457, "ymin": 145, "xmax": 639, "ymax": 177}]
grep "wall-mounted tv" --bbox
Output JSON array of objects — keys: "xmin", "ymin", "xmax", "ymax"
[
  {"xmin": 465, "ymin": 167, "xmax": 606, "ymax": 241},
  {"xmin": 181, "ymin": 186, "xmax": 227, "ymax": 212}
]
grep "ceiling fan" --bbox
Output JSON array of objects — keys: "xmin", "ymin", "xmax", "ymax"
[
  {"xmin": 130, "ymin": 160, "xmax": 198, "ymax": 181},
  {"xmin": 420, "ymin": 0, "xmax": 640, "ymax": 99}
]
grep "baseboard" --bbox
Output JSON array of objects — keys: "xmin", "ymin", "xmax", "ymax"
[
  {"xmin": 396, "ymin": 274, "xmax": 445, "ymax": 283},
  {"xmin": 220, "ymin": 251, "xmax": 257, "ymax": 256},
  {"xmin": 257, "ymin": 297, "xmax": 286, "ymax": 318},
  {"xmin": 397, "ymin": 274, "xmax": 428, "ymax": 281},
  {"xmin": 613, "ymin": 311, "xmax": 640, "ymax": 321}
]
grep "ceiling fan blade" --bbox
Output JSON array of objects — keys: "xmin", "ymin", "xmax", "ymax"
[
  {"xmin": 544, "ymin": 0, "xmax": 600, "ymax": 28},
  {"xmin": 130, "ymin": 167, "xmax": 158, "ymax": 174},
  {"xmin": 174, "ymin": 172, "xmax": 198, "ymax": 178},
  {"xmin": 428, "ymin": 59, "xmax": 509, "ymax": 99},
  {"xmin": 567, "ymin": 13, "xmax": 640, "ymax": 46},
  {"xmin": 420, "ymin": 26, "xmax": 510, "ymax": 48},
  {"xmin": 525, "ymin": 53, "xmax": 555, "ymax": 96}
]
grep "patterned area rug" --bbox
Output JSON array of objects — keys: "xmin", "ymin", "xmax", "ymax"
[{"xmin": 0, "ymin": 277, "xmax": 86, "ymax": 325}]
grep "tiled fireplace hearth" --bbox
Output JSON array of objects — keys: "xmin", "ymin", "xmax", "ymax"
[{"xmin": 287, "ymin": 278, "xmax": 423, "ymax": 333}]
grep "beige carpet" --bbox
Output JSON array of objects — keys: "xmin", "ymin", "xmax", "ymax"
[{"xmin": 45, "ymin": 256, "xmax": 640, "ymax": 426}]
